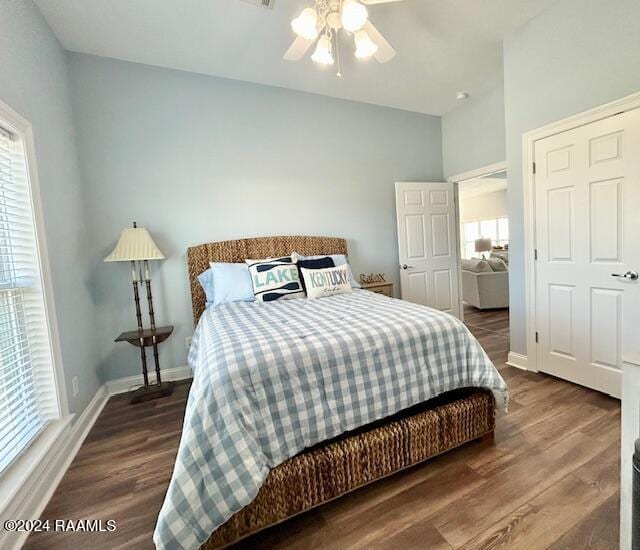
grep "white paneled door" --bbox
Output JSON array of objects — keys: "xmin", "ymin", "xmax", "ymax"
[
  {"xmin": 395, "ymin": 182, "xmax": 461, "ymax": 318},
  {"xmin": 534, "ymin": 108, "xmax": 640, "ymax": 397}
]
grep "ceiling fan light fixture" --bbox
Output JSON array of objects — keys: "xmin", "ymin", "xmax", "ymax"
[
  {"xmin": 341, "ymin": 0, "xmax": 368, "ymax": 32},
  {"xmin": 326, "ymin": 11, "xmax": 342, "ymax": 30},
  {"xmin": 311, "ymin": 35, "xmax": 334, "ymax": 65},
  {"xmin": 291, "ymin": 7, "xmax": 318, "ymax": 40},
  {"xmin": 354, "ymin": 29, "xmax": 378, "ymax": 58}
]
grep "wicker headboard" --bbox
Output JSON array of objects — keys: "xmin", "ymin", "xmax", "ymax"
[{"xmin": 187, "ymin": 236, "xmax": 348, "ymax": 325}]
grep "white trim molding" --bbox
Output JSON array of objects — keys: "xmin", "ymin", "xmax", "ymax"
[
  {"xmin": 445, "ymin": 160, "xmax": 507, "ymax": 322},
  {"xmin": 506, "ymin": 352, "xmax": 529, "ymax": 371},
  {"xmin": 105, "ymin": 365, "xmax": 193, "ymax": 396},
  {"xmin": 522, "ymin": 90, "xmax": 640, "ymax": 379},
  {"xmin": 0, "ymin": 365, "xmax": 194, "ymax": 549},
  {"xmin": 447, "ymin": 160, "xmax": 507, "ymax": 184},
  {"xmin": 0, "ymin": 386, "xmax": 108, "ymax": 550}
]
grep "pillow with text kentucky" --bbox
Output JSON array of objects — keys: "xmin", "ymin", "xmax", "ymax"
[{"xmin": 300, "ymin": 264, "xmax": 353, "ymax": 299}]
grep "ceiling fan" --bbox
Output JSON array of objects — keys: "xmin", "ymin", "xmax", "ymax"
[{"xmin": 284, "ymin": 0, "xmax": 403, "ymax": 74}]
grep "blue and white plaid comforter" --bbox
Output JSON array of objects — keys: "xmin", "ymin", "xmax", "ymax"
[{"xmin": 154, "ymin": 290, "xmax": 507, "ymax": 549}]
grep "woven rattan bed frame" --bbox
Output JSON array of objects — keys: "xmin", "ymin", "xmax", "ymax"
[{"xmin": 186, "ymin": 236, "xmax": 495, "ymax": 549}]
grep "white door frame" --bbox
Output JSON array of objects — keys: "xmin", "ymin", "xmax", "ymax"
[
  {"xmin": 447, "ymin": 161, "xmax": 508, "ymax": 186},
  {"xmin": 522, "ymin": 91, "xmax": 640, "ymax": 376},
  {"xmin": 447, "ymin": 160, "xmax": 508, "ymax": 321}
]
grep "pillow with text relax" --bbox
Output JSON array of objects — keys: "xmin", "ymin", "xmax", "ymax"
[
  {"xmin": 300, "ymin": 264, "xmax": 353, "ymax": 299},
  {"xmin": 246, "ymin": 257, "xmax": 305, "ymax": 302}
]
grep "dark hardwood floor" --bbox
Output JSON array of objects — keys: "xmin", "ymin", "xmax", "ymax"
[{"xmin": 26, "ymin": 306, "xmax": 620, "ymax": 550}]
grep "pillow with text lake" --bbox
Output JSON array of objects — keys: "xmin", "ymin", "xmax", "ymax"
[
  {"xmin": 246, "ymin": 257, "xmax": 305, "ymax": 302},
  {"xmin": 300, "ymin": 264, "xmax": 353, "ymax": 299}
]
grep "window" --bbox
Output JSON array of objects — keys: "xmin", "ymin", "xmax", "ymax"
[
  {"xmin": 461, "ymin": 217, "xmax": 509, "ymax": 259},
  {"xmin": 0, "ymin": 122, "xmax": 59, "ymax": 474}
]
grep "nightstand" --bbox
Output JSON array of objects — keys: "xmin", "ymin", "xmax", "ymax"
[{"xmin": 361, "ymin": 281, "xmax": 394, "ymax": 297}]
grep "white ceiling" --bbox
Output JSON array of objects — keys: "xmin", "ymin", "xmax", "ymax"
[
  {"xmin": 34, "ymin": 0, "xmax": 556, "ymax": 115},
  {"xmin": 459, "ymin": 177, "xmax": 507, "ymax": 199}
]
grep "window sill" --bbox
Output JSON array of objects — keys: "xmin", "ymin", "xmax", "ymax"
[{"xmin": 0, "ymin": 415, "xmax": 73, "ymax": 519}]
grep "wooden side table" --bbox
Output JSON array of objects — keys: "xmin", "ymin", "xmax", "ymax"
[
  {"xmin": 361, "ymin": 281, "xmax": 394, "ymax": 297},
  {"xmin": 115, "ymin": 325, "xmax": 175, "ymax": 403}
]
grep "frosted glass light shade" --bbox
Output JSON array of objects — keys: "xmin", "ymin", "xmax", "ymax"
[
  {"xmin": 341, "ymin": 0, "xmax": 368, "ymax": 32},
  {"xmin": 104, "ymin": 227, "xmax": 165, "ymax": 262},
  {"xmin": 354, "ymin": 30, "xmax": 378, "ymax": 58},
  {"xmin": 311, "ymin": 35, "xmax": 334, "ymax": 65},
  {"xmin": 291, "ymin": 7, "xmax": 318, "ymax": 40},
  {"xmin": 474, "ymin": 238, "xmax": 492, "ymax": 253}
]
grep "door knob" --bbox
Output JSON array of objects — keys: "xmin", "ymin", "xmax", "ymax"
[
  {"xmin": 611, "ymin": 270, "xmax": 639, "ymax": 280},
  {"xmin": 401, "ymin": 264, "xmax": 414, "ymax": 270}
]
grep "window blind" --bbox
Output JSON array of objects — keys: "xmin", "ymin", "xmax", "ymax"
[
  {"xmin": 0, "ymin": 126, "xmax": 58, "ymax": 474},
  {"xmin": 461, "ymin": 218, "xmax": 509, "ymax": 259}
]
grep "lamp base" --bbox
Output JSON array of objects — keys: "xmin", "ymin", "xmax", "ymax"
[{"xmin": 128, "ymin": 381, "xmax": 175, "ymax": 404}]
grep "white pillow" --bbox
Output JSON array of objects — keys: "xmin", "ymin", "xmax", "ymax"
[
  {"xmin": 301, "ymin": 264, "xmax": 353, "ymax": 299},
  {"xmin": 460, "ymin": 258, "xmax": 492, "ymax": 273},
  {"xmin": 294, "ymin": 253, "xmax": 361, "ymax": 288},
  {"xmin": 487, "ymin": 257, "xmax": 508, "ymax": 272}
]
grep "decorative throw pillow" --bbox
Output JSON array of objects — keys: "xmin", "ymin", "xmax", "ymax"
[
  {"xmin": 210, "ymin": 262, "xmax": 255, "ymax": 306},
  {"xmin": 246, "ymin": 257, "xmax": 305, "ymax": 302},
  {"xmin": 295, "ymin": 253, "xmax": 361, "ymax": 288},
  {"xmin": 301, "ymin": 264, "xmax": 353, "ymax": 299},
  {"xmin": 460, "ymin": 258, "xmax": 493, "ymax": 273},
  {"xmin": 296, "ymin": 256, "xmax": 335, "ymax": 291},
  {"xmin": 487, "ymin": 257, "xmax": 508, "ymax": 272},
  {"xmin": 490, "ymin": 251, "xmax": 509, "ymax": 265}
]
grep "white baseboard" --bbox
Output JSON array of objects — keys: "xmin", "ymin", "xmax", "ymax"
[
  {"xmin": 105, "ymin": 365, "xmax": 192, "ymax": 395},
  {"xmin": 506, "ymin": 351, "xmax": 529, "ymax": 371},
  {"xmin": 1, "ymin": 385, "xmax": 109, "ymax": 550}
]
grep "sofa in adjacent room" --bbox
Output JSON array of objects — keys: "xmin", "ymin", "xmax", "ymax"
[{"xmin": 460, "ymin": 254, "xmax": 509, "ymax": 310}]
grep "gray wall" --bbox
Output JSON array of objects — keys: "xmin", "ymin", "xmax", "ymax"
[
  {"xmin": 0, "ymin": 0, "xmax": 101, "ymax": 415},
  {"xmin": 504, "ymin": 0, "xmax": 640, "ymax": 354},
  {"xmin": 67, "ymin": 53, "xmax": 443, "ymax": 381},
  {"xmin": 441, "ymin": 85, "xmax": 506, "ymax": 178}
]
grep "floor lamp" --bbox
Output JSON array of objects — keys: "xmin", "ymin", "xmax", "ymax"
[{"xmin": 105, "ymin": 222, "xmax": 174, "ymax": 403}]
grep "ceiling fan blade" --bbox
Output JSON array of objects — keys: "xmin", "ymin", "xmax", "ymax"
[
  {"xmin": 363, "ymin": 21, "xmax": 396, "ymax": 63},
  {"xmin": 361, "ymin": 0, "xmax": 404, "ymax": 4},
  {"xmin": 283, "ymin": 36, "xmax": 315, "ymax": 61}
]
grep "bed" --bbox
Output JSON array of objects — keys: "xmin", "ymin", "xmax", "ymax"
[{"xmin": 154, "ymin": 236, "xmax": 507, "ymax": 550}]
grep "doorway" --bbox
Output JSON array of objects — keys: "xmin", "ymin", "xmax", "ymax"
[{"xmin": 448, "ymin": 162, "xmax": 509, "ymax": 327}]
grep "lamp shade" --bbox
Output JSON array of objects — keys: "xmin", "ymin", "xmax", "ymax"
[
  {"xmin": 354, "ymin": 30, "xmax": 378, "ymax": 59},
  {"xmin": 311, "ymin": 35, "xmax": 334, "ymax": 65},
  {"xmin": 104, "ymin": 227, "xmax": 165, "ymax": 262},
  {"xmin": 474, "ymin": 237, "xmax": 492, "ymax": 254}
]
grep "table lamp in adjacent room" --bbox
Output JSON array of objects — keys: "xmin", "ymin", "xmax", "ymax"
[
  {"xmin": 475, "ymin": 237, "xmax": 492, "ymax": 259},
  {"xmin": 105, "ymin": 222, "xmax": 174, "ymax": 403}
]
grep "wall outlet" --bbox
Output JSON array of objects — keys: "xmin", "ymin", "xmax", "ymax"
[
  {"xmin": 72, "ymin": 376, "xmax": 79, "ymax": 397},
  {"xmin": 186, "ymin": 336, "xmax": 193, "ymax": 351}
]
